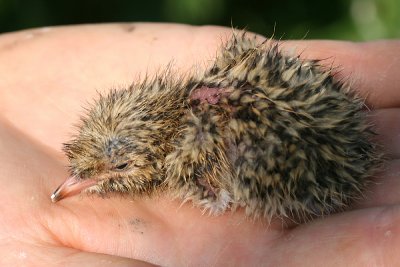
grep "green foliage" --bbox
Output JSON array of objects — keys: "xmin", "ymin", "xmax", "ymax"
[{"xmin": 0, "ymin": 0, "xmax": 398, "ymax": 40}]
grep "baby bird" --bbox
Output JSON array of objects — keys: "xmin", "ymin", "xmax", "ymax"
[{"xmin": 51, "ymin": 33, "xmax": 380, "ymax": 221}]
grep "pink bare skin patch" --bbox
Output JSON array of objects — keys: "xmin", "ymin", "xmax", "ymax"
[
  {"xmin": 190, "ymin": 86, "xmax": 221, "ymax": 105},
  {"xmin": 189, "ymin": 86, "xmax": 238, "ymax": 116}
]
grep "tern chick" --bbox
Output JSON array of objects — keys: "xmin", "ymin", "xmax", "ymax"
[{"xmin": 51, "ymin": 33, "xmax": 380, "ymax": 221}]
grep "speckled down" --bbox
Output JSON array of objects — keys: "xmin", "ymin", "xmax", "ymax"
[{"xmin": 63, "ymin": 32, "xmax": 380, "ymax": 221}]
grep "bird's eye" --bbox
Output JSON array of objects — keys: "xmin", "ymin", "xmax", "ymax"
[{"xmin": 114, "ymin": 163, "xmax": 129, "ymax": 171}]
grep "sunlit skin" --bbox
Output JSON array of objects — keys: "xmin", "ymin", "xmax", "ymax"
[{"xmin": 0, "ymin": 23, "xmax": 399, "ymax": 266}]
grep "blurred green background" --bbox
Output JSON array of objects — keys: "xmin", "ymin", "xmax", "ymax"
[{"xmin": 0, "ymin": 0, "xmax": 398, "ymax": 40}]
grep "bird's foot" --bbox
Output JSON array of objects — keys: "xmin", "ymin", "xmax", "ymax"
[
  {"xmin": 191, "ymin": 178, "xmax": 232, "ymax": 215},
  {"xmin": 198, "ymin": 188, "xmax": 232, "ymax": 216}
]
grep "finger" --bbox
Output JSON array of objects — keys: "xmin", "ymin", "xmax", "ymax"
[
  {"xmin": 355, "ymin": 159, "xmax": 400, "ymax": 209},
  {"xmin": 274, "ymin": 205, "xmax": 400, "ymax": 266},
  {"xmin": 370, "ymin": 108, "xmax": 400, "ymax": 159},
  {"xmin": 282, "ymin": 40, "xmax": 400, "ymax": 109},
  {"xmin": 1, "ymin": 242, "xmax": 154, "ymax": 267}
]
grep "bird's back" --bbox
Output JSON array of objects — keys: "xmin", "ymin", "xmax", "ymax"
[{"xmin": 165, "ymin": 33, "xmax": 379, "ymax": 220}]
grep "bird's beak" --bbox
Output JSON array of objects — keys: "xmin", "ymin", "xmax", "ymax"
[{"xmin": 51, "ymin": 176, "xmax": 97, "ymax": 202}]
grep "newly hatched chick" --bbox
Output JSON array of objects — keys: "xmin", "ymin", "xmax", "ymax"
[{"xmin": 51, "ymin": 32, "xmax": 380, "ymax": 221}]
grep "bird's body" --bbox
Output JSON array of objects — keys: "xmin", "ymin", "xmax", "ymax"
[{"xmin": 52, "ymin": 33, "xmax": 380, "ymax": 221}]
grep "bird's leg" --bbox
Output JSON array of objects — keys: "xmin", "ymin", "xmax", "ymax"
[{"xmin": 196, "ymin": 176, "xmax": 218, "ymax": 198}]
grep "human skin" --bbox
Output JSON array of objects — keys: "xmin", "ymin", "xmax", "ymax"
[{"xmin": 0, "ymin": 23, "xmax": 399, "ymax": 266}]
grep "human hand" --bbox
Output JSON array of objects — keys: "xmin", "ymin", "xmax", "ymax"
[{"xmin": 0, "ymin": 23, "xmax": 399, "ymax": 266}]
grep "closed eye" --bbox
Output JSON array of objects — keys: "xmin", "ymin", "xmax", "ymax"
[{"xmin": 115, "ymin": 163, "xmax": 129, "ymax": 170}]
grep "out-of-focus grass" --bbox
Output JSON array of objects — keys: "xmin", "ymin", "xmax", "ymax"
[{"xmin": 0, "ymin": 0, "xmax": 398, "ymax": 40}]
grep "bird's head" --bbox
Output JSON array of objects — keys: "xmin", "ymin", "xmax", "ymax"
[{"xmin": 51, "ymin": 89, "xmax": 169, "ymax": 202}]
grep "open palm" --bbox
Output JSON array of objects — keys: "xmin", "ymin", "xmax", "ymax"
[{"xmin": 0, "ymin": 24, "xmax": 399, "ymax": 266}]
